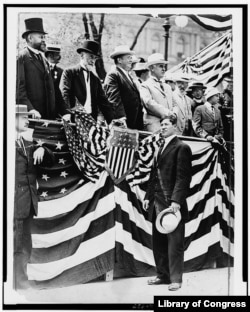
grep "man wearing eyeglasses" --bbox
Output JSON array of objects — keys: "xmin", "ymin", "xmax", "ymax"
[
  {"xmin": 140, "ymin": 53, "xmax": 176, "ymax": 133},
  {"xmin": 60, "ymin": 40, "xmax": 113, "ymax": 124}
]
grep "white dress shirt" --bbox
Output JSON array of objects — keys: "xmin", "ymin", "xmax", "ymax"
[{"xmin": 80, "ymin": 61, "xmax": 92, "ymax": 114}]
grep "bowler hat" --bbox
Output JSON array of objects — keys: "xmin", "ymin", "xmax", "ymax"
[
  {"xmin": 204, "ymin": 87, "xmax": 220, "ymax": 101},
  {"xmin": 77, "ymin": 40, "xmax": 100, "ymax": 56},
  {"xmin": 45, "ymin": 44, "xmax": 61, "ymax": 56},
  {"xmin": 16, "ymin": 105, "xmax": 34, "ymax": 115},
  {"xmin": 22, "ymin": 18, "xmax": 47, "ymax": 39},
  {"xmin": 147, "ymin": 53, "xmax": 168, "ymax": 68},
  {"xmin": 110, "ymin": 45, "xmax": 135, "ymax": 59},
  {"xmin": 156, "ymin": 208, "xmax": 181, "ymax": 234}
]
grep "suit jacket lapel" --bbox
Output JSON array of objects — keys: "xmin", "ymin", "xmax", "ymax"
[
  {"xmin": 27, "ymin": 48, "xmax": 46, "ymax": 73},
  {"xmin": 151, "ymin": 77, "xmax": 166, "ymax": 96},
  {"xmin": 117, "ymin": 67, "xmax": 137, "ymax": 91},
  {"xmin": 158, "ymin": 137, "xmax": 178, "ymax": 164},
  {"xmin": 205, "ymin": 106, "xmax": 214, "ymax": 120}
]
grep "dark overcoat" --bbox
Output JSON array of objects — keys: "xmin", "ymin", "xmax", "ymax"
[
  {"xmin": 103, "ymin": 66, "xmax": 144, "ymax": 130},
  {"xmin": 16, "ymin": 47, "xmax": 56, "ymax": 119}
]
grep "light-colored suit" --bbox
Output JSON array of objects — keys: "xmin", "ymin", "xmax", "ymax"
[
  {"xmin": 140, "ymin": 76, "xmax": 175, "ymax": 132},
  {"xmin": 172, "ymin": 89, "xmax": 193, "ymax": 135}
]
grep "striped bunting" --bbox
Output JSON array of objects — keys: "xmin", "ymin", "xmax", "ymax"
[
  {"xmin": 167, "ymin": 31, "xmax": 232, "ymax": 89},
  {"xmin": 25, "ymin": 119, "xmax": 233, "ymax": 288},
  {"xmin": 187, "ymin": 14, "xmax": 232, "ymax": 31},
  {"xmin": 155, "ymin": 14, "xmax": 232, "ymax": 31}
]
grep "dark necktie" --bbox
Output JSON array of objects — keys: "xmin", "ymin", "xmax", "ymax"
[
  {"xmin": 36, "ymin": 53, "xmax": 44, "ymax": 67},
  {"xmin": 17, "ymin": 137, "xmax": 27, "ymax": 156},
  {"xmin": 157, "ymin": 80, "xmax": 164, "ymax": 92},
  {"xmin": 82, "ymin": 68, "xmax": 90, "ymax": 82},
  {"xmin": 211, "ymin": 106, "xmax": 215, "ymax": 119}
]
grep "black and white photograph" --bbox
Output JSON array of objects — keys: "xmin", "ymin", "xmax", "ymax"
[{"xmin": 2, "ymin": 0, "xmax": 248, "ymax": 309}]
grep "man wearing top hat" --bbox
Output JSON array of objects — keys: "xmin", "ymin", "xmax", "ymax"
[
  {"xmin": 140, "ymin": 53, "xmax": 176, "ymax": 133},
  {"xmin": 103, "ymin": 45, "xmax": 144, "ymax": 130},
  {"xmin": 45, "ymin": 45, "xmax": 67, "ymax": 117},
  {"xmin": 16, "ymin": 18, "xmax": 56, "ymax": 120},
  {"xmin": 186, "ymin": 81, "xmax": 207, "ymax": 115},
  {"xmin": 59, "ymin": 40, "xmax": 113, "ymax": 124},
  {"xmin": 192, "ymin": 87, "xmax": 224, "ymax": 142},
  {"xmin": 14, "ymin": 104, "xmax": 55, "ymax": 290},
  {"xmin": 143, "ymin": 114, "xmax": 192, "ymax": 291}
]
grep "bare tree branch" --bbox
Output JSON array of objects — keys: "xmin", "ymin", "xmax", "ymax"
[
  {"xmin": 82, "ymin": 13, "xmax": 90, "ymax": 39},
  {"xmin": 130, "ymin": 18, "xmax": 150, "ymax": 50},
  {"xmin": 88, "ymin": 13, "xmax": 99, "ymax": 41},
  {"xmin": 98, "ymin": 13, "xmax": 105, "ymax": 41}
]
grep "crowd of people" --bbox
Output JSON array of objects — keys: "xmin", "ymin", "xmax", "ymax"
[
  {"xmin": 14, "ymin": 17, "xmax": 234, "ymax": 292},
  {"xmin": 16, "ymin": 17, "xmax": 234, "ymax": 143}
]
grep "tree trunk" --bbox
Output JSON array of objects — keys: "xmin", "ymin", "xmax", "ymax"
[{"xmin": 82, "ymin": 13, "xmax": 90, "ymax": 39}]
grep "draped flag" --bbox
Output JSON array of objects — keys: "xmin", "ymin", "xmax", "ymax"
[
  {"xmin": 167, "ymin": 31, "xmax": 233, "ymax": 88},
  {"xmin": 156, "ymin": 14, "xmax": 232, "ymax": 31},
  {"xmin": 25, "ymin": 113, "xmax": 234, "ymax": 289}
]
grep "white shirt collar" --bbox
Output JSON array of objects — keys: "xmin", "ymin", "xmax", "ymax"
[
  {"xmin": 159, "ymin": 134, "xmax": 177, "ymax": 155},
  {"xmin": 28, "ymin": 46, "xmax": 41, "ymax": 55},
  {"xmin": 205, "ymin": 101, "xmax": 214, "ymax": 110}
]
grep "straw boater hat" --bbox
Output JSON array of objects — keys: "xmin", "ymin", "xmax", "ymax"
[
  {"xmin": 22, "ymin": 18, "xmax": 47, "ymax": 39},
  {"xmin": 45, "ymin": 44, "xmax": 61, "ymax": 57},
  {"xmin": 147, "ymin": 53, "xmax": 168, "ymax": 68},
  {"xmin": 133, "ymin": 62, "xmax": 149, "ymax": 71},
  {"xmin": 188, "ymin": 82, "xmax": 207, "ymax": 90},
  {"xmin": 173, "ymin": 72, "xmax": 192, "ymax": 82},
  {"xmin": 164, "ymin": 72, "xmax": 177, "ymax": 82},
  {"xmin": 109, "ymin": 45, "xmax": 135, "ymax": 59},
  {"xmin": 204, "ymin": 87, "xmax": 220, "ymax": 101},
  {"xmin": 156, "ymin": 208, "xmax": 182, "ymax": 234},
  {"xmin": 76, "ymin": 40, "xmax": 100, "ymax": 56},
  {"xmin": 16, "ymin": 105, "xmax": 33, "ymax": 115}
]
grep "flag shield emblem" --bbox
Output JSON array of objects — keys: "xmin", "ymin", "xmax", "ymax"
[{"xmin": 105, "ymin": 126, "xmax": 139, "ymax": 184}]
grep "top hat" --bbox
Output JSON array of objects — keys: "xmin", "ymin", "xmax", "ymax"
[
  {"xmin": 147, "ymin": 53, "xmax": 168, "ymax": 68},
  {"xmin": 204, "ymin": 87, "xmax": 220, "ymax": 100},
  {"xmin": 22, "ymin": 18, "xmax": 47, "ymax": 39},
  {"xmin": 110, "ymin": 45, "xmax": 135, "ymax": 59},
  {"xmin": 16, "ymin": 104, "xmax": 33, "ymax": 115},
  {"xmin": 77, "ymin": 40, "xmax": 100, "ymax": 56},
  {"xmin": 45, "ymin": 44, "xmax": 61, "ymax": 56},
  {"xmin": 133, "ymin": 62, "xmax": 149, "ymax": 71},
  {"xmin": 155, "ymin": 208, "xmax": 182, "ymax": 234}
]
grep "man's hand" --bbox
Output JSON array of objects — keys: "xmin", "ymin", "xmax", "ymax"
[
  {"xmin": 206, "ymin": 135, "xmax": 214, "ymax": 142},
  {"xmin": 143, "ymin": 199, "xmax": 149, "ymax": 211},
  {"xmin": 169, "ymin": 202, "xmax": 181, "ymax": 213},
  {"xmin": 33, "ymin": 147, "xmax": 45, "ymax": 165},
  {"xmin": 29, "ymin": 109, "xmax": 41, "ymax": 119},
  {"xmin": 62, "ymin": 114, "xmax": 71, "ymax": 122}
]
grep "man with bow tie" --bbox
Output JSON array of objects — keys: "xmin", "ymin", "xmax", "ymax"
[
  {"xmin": 14, "ymin": 105, "xmax": 54, "ymax": 290},
  {"xmin": 59, "ymin": 40, "xmax": 113, "ymax": 124},
  {"xmin": 103, "ymin": 45, "xmax": 144, "ymax": 130},
  {"xmin": 140, "ymin": 53, "xmax": 176, "ymax": 133},
  {"xmin": 16, "ymin": 18, "xmax": 56, "ymax": 119}
]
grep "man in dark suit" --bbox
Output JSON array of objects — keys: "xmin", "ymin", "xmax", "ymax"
[
  {"xmin": 45, "ymin": 45, "xmax": 67, "ymax": 117},
  {"xmin": 16, "ymin": 18, "xmax": 56, "ymax": 119},
  {"xmin": 59, "ymin": 40, "xmax": 113, "ymax": 124},
  {"xmin": 103, "ymin": 45, "xmax": 144, "ymax": 130},
  {"xmin": 143, "ymin": 114, "xmax": 192, "ymax": 291},
  {"xmin": 192, "ymin": 87, "xmax": 224, "ymax": 142},
  {"xmin": 14, "ymin": 105, "xmax": 54, "ymax": 290}
]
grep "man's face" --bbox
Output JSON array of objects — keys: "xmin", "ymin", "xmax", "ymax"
[
  {"xmin": 151, "ymin": 63, "xmax": 166, "ymax": 80},
  {"xmin": 118, "ymin": 54, "xmax": 133, "ymax": 71},
  {"xmin": 160, "ymin": 118, "xmax": 176, "ymax": 138},
  {"xmin": 81, "ymin": 52, "xmax": 98, "ymax": 68},
  {"xmin": 208, "ymin": 94, "xmax": 219, "ymax": 105},
  {"xmin": 16, "ymin": 115, "xmax": 29, "ymax": 133},
  {"xmin": 176, "ymin": 80, "xmax": 189, "ymax": 93},
  {"xmin": 28, "ymin": 32, "xmax": 46, "ymax": 51},
  {"xmin": 192, "ymin": 87, "xmax": 204, "ymax": 99}
]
